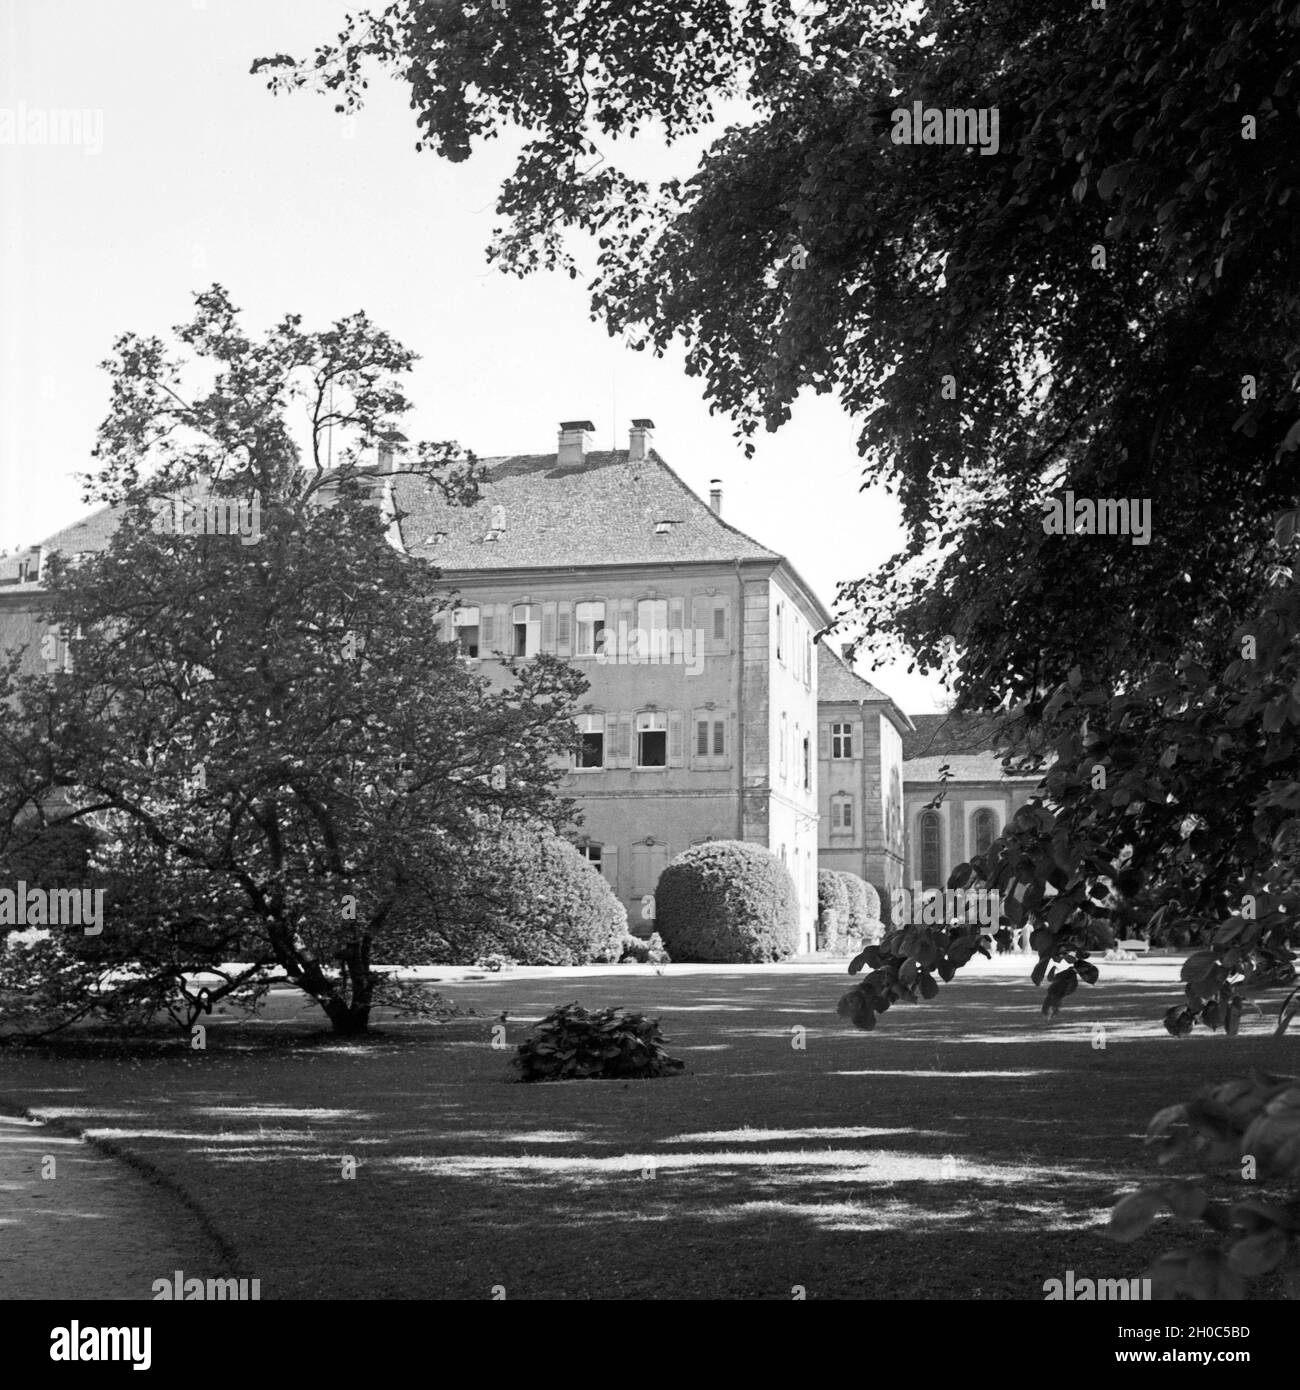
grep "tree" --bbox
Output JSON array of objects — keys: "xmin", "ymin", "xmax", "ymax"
[
  {"xmin": 0, "ymin": 286, "xmax": 586, "ymax": 1037},
  {"xmin": 256, "ymin": 0, "xmax": 1300, "ymax": 1283},
  {"xmin": 257, "ymin": 0, "xmax": 1300, "ymax": 1022}
]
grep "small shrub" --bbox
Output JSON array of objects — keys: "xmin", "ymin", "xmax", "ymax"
[
  {"xmin": 513, "ymin": 1002, "xmax": 685, "ymax": 1081},
  {"xmin": 474, "ymin": 952, "xmax": 515, "ymax": 973},
  {"xmin": 818, "ymin": 870, "xmax": 850, "ymax": 950},
  {"xmin": 655, "ymin": 840, "xmax": 799, "ymax": 963},
  {"xmin": 617, "ymin": 933, "xmax": 671, "ymax": 965}
]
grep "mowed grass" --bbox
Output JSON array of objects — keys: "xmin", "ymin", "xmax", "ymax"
[{"xmin": 0, "ymin": 960, "xmax": 1294, "ymax": 1300}]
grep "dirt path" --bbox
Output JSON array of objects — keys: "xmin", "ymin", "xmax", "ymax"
[{"xmin": 0, "ymin": 1110, "xmax": 219, "ymax": 1300}]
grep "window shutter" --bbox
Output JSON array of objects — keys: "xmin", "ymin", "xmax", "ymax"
[
  {"xmin": 714, "ymin": 598, "xmax": 729, "ymax": 650},
  {"xmin": 695, "ymin": 717, "xmax": 709, "ymax": 758},
  {"xmin": 668, "ymin": 711, "xmax": 684, "ymax": 767},
  {"xmin": 601, "ymin": 844, "xmax": 620, "ymax": 897},
  {"xmin": 713, "ymin": 719, "xmax": 726, "ymax": 757},
  {"xmin": 542, "ymin": 601, "xmax": 557, "ymax": 652},
  {"xmin": 819, "ymin": 722, "xmax": 831, "ymax": 760},
  {"xmin": 605, "ymin": 711, "xmax": 620, "ymax": 764},
  {"xmin": 617, "ymin": 712, "xmax": 634, "ymax": 767},
  {"xmin": 556, "ymin": 601, "xmax": 573, "ymax": 656},
  {"xmin": 669, "ymin": 596, "xmax": 684, "ymax": 634},
  {"xmin": 480, "ymin": 607, "xmax": 495, "ymax": 651},
  {"xmin": 851, "ymin": 721, "xmax": 863, "ymax": 759},
  {"xmin": 497, "ymin": 604, "xmax": 511, "ymax": 656},
  {"xmin": 440, "ymin": 609, "xmax": 454, "ymax": 642}
]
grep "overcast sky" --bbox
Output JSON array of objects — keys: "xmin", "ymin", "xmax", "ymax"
[{"xmin": 0, "ymin": 0, "xmax": 949, "ymax": 713}]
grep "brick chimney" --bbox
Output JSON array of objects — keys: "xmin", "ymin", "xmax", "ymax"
[
  {"xmin": 557, "ymin": 419, "xmax": 595, "ymax": 466},
  {"xmin": 629, "ymin": 417, "xmax": 655, "ymax": 461},
  {"xmin": 709, "ymin": 479, "xmax": 723, "ymax": 515},
  {"xmin": 377, "ymin": 428, "xmax": 407, "ymax": 475}
]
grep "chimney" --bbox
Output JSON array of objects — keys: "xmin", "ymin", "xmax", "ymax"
[
  {"xmin": 377, "ymin": 428, "xmax": 407, "ymax": 475},
  {"xmin": 557, "ymin": 419, "xmax": 596, "ymax": 466},
  {"xmin": 709, "ymin": 479, "xmax": 723, "ymax": 515},
  {"xmin": 629, "ymin": 417, "xmax": 655, "ymax": 461}
]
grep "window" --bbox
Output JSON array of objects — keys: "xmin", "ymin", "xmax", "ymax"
[
  {"xmin": 578, "ymin": 844, "xmax": 602, "ymax": 873},
  {"xmin": 696, "ymin": 719, "xmax": 710, "ymax": 756},
  {"xmin": 453, "ymin": 606, "xmax": 480, "ymax": 658},
  {"xmin": 636, "ymin": 711, "xmax": 668, "ymax": 768},
  {"xmin": 972, "ymin": 808, "xmax": 997, "ymax": 857},
  {"xmin": 802, "ymin": 733, "xmax": 811, "ymax": 792},
  {"xmin": 920, "ymin": 810, "xmax": 943, "ymax": 889},
  {"xmin": 512, "ymin": 603, "xmax": 541, "ymax": 657},
  {"xmin": 575, "ymin": 713, "xmax": 604, "ymax": 769},
  {"xmin": 713, "ymin": 606, "xmax": 727, "ymax": 643},
  {"xmin": 832, "ymin": 795, "xmax": 854, "ymax": 832},
  {"xmin": 779, "ymin": 712, "xmax": 788, "ymax": 778},
  {"xmin": 575, "ymin": 601, "xmax": 606, "ymax": 656},
  {"xmin": 831, "ymin": 722, "xmax": 853, "ymax": 759},
  {"xmin": 775, "ymin": 601, "xmax": 784, "ymax": 662},
  {"xmin": 635, "ymin": 599, "xmax": 668, "ymax": 660}
]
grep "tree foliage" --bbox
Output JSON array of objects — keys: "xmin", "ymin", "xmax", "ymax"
[{"xmin": 0, "ymin": 287, "xmax": 585, "ymax": 1037}]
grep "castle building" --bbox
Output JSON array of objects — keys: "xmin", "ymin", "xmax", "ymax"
[{"xmin": 0, "ymin": 419, "xmax": 1040, "ymax": 950}]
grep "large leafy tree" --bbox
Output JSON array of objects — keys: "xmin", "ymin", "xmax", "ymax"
[
  {"xmin": 0, "ymin": 287, "xmax": 585, "ymax": 1037},
  {"xmin": 256, "ymin": 0, "xmax": 1300, "ymax": 1289}
]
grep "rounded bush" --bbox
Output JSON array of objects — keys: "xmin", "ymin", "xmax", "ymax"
[
  {"xmin": 818, "ymin": 869, "xmax": 850, "ymax": 950},
  {"xmin": 514, "ymin": 1002, "xmax": 684, "ymax": 1081},
  {"xmin": 655, "ymin": 840, "xmax": 798, "ymax": 963},
  {"xmin": 395, "ymin": 826, "xmax": 627, "ymax": 966}
]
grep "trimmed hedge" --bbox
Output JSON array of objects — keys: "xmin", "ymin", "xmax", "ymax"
[
  {"xmin": 394, "ymin": 826, "xmax": 627, "ymax": 966},
  {"xmin": 655, "ymin": 840, "xmax": 799, "ymax": 963},
  {"xmin": 818, "ymin": 870, "xmax": 850, "ymax": 950}
]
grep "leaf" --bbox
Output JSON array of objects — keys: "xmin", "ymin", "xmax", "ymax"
[
  {"xmin": 1107, "ymin": 1187, "xmax": 1166, "ymax": 1242},
  {"xmin": 1227, "ymin": 1227, "xmax": 1289, "ymax": 1277}
]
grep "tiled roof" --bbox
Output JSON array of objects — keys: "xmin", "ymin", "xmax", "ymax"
[
  {"xmin": 393, "ymin": 449, "xmax": 780, "ymax": 570},
  {"xmin": 817, "ymin": 643, "xmax": 913, "ymax": 734},
  {"xmin": 902, "ymin": 711, "xmax": 1007, "ymax": 760},
  {"xmin": 902, "ymin": 711, "xmax": 1045, "ymax": 782},
  {"xmin": 0, "ymin": 504, "xmax": 119, "ymax": 589},
  {"xmin": 905, "ymin": 752, "xmax": 1041, "ymax": 783}
]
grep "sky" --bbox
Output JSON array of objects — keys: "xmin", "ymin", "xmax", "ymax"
[{"xmin": 0, "ymin": 0, "xmax": 949, "ymax": 713}]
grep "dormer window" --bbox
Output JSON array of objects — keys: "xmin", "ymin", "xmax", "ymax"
[{"xmin": 653, "ymin": 519, "xmax": 676, "ymax": 535}]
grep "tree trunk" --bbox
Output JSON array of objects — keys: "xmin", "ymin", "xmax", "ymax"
[{"xmin": 321, "ymin": 996, "xmax": 372, "ymax": 1036}]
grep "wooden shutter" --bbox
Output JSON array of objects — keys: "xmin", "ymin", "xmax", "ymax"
[
  {"xmin": 556, "ymin": 601, "xmax": 573, "ymax": 656},
  {"xmin": 497, "ymin": 604, "xmax": 511, "ymax": 656},
  {"xmin": 713, "ymin": 719, "xmax": 726, "ymax": 757},
  {"xmin": 819, "ymin": 721, "xmax": 831, "ymax": 760},
  {"xmin": 714, "ymin": 597, "xmax": 729, "ymax": 650},
  {"xmin": 601, "ymin": 844, "xmax": 620, "ymax": 898},
  {"xmin": 605, "ymin": 712, "xmax": 620, "ymax": 765},
  {"xmin": 851, "ymin": 720, "xmax": 863, "ymax": 759},
  {"xmin": 542, "ymin": 601, "xmax": 557, "ymax": 652},
  {"xmin": 695, "ymin": 716, "xmax": 710, "ymax": 759},
  {"xmin": 669, "ymin": 596, "xmax": 685, "ymax": 635},
  {"xmin": 480, "ymin": 606, "xmax": 495, "ymax": 651},
  {"xmin": 439, "ymin": 609, "xmax": 454, "ymax": 642},
  {"xmin": 616, "ymin": 712, "xmax": 634, "ymax": 767},
  {"xmin": 668, "ymin": 711, "xmax": 684, "ymax": 767}
]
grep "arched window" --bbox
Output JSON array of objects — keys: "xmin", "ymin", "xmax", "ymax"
[
  {"xmin": 971, "ymin": 808, "xmax": 997, "ymax": 857},
  {"xmin": 920, "ymin": 810, "xmax": 942, "ymax": 889}
]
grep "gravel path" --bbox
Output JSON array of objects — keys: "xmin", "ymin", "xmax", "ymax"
[{"xmin": 0, "ymin": 1110, "xmax": 219, "ymax": 1300}]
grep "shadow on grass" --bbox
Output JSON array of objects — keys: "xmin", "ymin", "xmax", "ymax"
[{"xmin": 0, "ymin": 969, "xmax": 1293, "ymax": 1299}]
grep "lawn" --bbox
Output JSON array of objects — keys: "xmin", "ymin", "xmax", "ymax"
[{"xmin": 0, "ymin": 957, "xmax": 1294, "ymax": 1300}]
